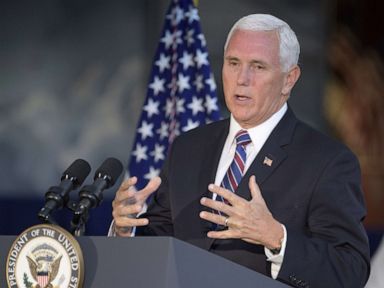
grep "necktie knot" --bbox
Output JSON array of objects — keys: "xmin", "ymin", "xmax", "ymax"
[
  {"xmin": 235, "ymin": 130, "xmax": 252, "ymax": 148},
  {"xmin": 219, "ymin": 130, "xmax": 251, "ymax": 195}
]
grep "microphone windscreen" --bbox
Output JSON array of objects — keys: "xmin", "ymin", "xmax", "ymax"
[
  {"xmin": 62, "ymin": 159, "xmax": 91, "ymax": 185},
  {"xmin": 95, "ymin": 157, "xmax": 123, "ymax": 186}
]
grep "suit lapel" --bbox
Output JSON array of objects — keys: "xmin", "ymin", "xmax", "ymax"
[
  {"xmin": 235, "ymin": 107, "xmax": 298, "ymax": 202},
  {"xmin": 236, "ymin": 140, "xmax": 287, "ymax": 200},
  {"xmin": 197, "ymin": 120, "xmax": 229, "ymax": 238},
  {"xmin": 197, "ymin": 119, "xmax": 229, "ymax": 197}
]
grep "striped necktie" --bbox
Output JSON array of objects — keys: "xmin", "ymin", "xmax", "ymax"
[
  {"xmin": 222, "ymin": 130, "xmax": 252, "ymax": 192},
  {"xmin": 217, "ymin": 130, "xmax": 252, "ymax": 209}
]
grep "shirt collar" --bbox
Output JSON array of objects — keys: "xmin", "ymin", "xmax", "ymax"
[{"xmin": 228, "ymin": 103, "xmax": 288, "ymax": 147}]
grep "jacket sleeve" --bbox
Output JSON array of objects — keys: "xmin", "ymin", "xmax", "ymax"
[{"xmin": 277, "ymin": 149, "xmax": 370, "ymax": 288}]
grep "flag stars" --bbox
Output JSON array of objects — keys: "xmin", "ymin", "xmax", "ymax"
[
  {"xmin": 174, "ymin": 6, "xmax": 185, "ymax": 25},
  {"xmin": 165, "ymin": 98, "xmax": 175, "ymax": 117},
  {"xmin": 161, "ymin": 30, "xmax": 174, "ymax": 50},
  {"xmin": 161, "ymin": 29, "xmax": 182, "ymax": 49},
  {"xmin": 173, "ymin": 30, "xmax": 183, "ymax": 45},
  {"xmin": 176, "ymin": 98, "xmax": 186, "ymax": 114},
  {"xmin": 205, "ymin": 74, "xmax": 216, "ymax": 91},
  {"xmin": 150, "ymin": 144, "xmax": 165, "ymax": 162},
  {"xmin": 174, "ymin": 122, "xmax": 181, "ymax": 137},
  {"xmin": 187, "ymin": 96, "xmax": 204, "ymax": 115},
  {"xmin": 197, "ymin": 34, "xmax": 206, "ymax": 47},
  {"xmin": 179, "ymin": 52, "xmax": 194, "ymax": 70},
  {"xmin": 157, "ymin": 121, "xmax": 169, "ymax": 140},
  {"xmin": 143, "ymin": 98, "xmax": 159, "ymax": 118},
  {"xmin": 185, "ymin": 29, "xmax": 195, "ymax": 46},
  {"xmin": 182, "ymin": 119, "xmax": 200, "ymax": 132},
  {"xmin": 149, "ymin": 76, "xmax": 165, "ymax": 96},
  {"xmin": 194, "ymin": 74, "xmax": 204, "ymax": 92},
  {"xmin": 132, "ymin": 143, "xmax": 148, "ymax": 163},
  {"xmin": 186, "ymin": 6, "xmax": 200, "ymax": 23},
  {"xmin": 138, "ymin": 120, "xmax": 154, "ymax": 140},
  {"xmin": 195, "ymin": 49, "xmax": 209, "ymax": 68},
  {"xmin": 167, "ymin": 78, "xmax": 177, "ymax": 91},
  {"xmin": 144, "ymin": 166, "xmax": 160, "ymax": 180},
  {"xmin": 155, "ymin": 53, "xmax": 171, "ymax": 73},
  {"xmin": 177, "ymin": 73, "xmax": 191, "ymax": 92},
  {"xmin": 167, "ymin": 5, "xmax": 184, "ymax": 26},
  {"xmin": 205, "ymin": 95, "xmax": 219, "ymax": 114}
]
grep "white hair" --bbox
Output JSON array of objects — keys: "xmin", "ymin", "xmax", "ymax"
[{"xmin": 224, "ymin": 14, "xmax": 300, "ymax": 72}]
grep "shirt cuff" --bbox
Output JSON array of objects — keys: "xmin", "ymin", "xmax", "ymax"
[
  {"xmin": 107, "ymin": 220, "xmax": 135, "ymax": 237},
  {"xmin": 107, "ymin": 220, "xmax": 117, "ymax": 237},
  {"xmin": 264, "ymin": 224, "xmax": 287, "ymax": 279}
]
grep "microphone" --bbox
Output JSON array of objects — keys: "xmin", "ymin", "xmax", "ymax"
[
  {"xmin": 38, "ymin": 159, "xmax": 91, "ymax": 222},
  {"xmin": 74, "ymin": 157, "xmax": 123, "ymax": 217}
]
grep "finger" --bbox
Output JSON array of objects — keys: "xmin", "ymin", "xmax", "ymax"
[
  {"xmin": 208, "ymin": 184, "xmax": 245, "ymax": 206},
  {"xmin": 121, "ymin": 176, "xmax": 137, "ymax": 190},
  {"xmin": 200, "ymin": 197, "xmax": 232, "ymax": 216},
  {"xmin": 136, "ymin": 176, "xmax": 162, "ymax": 201},
  {"xmin": 199, "ymin": 210, "xmax": 227, "ymax": 226},
  {"xmin": 115, "ymin": 216, "xmax": 149, "ymax": 228},
  {"xmin": 114, "ymin": 177, "xmax": 138, "ymax": 202},
  {"xmin": 248, "ymin": 175, "xmax": 265, "ymax": 204},
  {"xmin": 207, "ymin": 229, "xmax": 235, "ymax": 239},
  {"xmin": 113, "ymin": 203, "xmax": 144, "ymax": 218},
  {"xmin": 112, "ymin": 190, "xmax": 137, "ymax": 209}
]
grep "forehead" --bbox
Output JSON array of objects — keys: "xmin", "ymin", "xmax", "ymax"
[{"xmin": 225, "ymin": 29, "xmax": 280, "ymax": 61}]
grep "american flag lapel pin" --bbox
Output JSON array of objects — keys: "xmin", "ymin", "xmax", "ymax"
[{"xmin": 263, "ymin": 156, "xmax": 273, "ymax": 167}]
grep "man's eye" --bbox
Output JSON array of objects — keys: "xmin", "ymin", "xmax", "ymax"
[{"xmin": 251, "ymin": 63, "xmax": 264, "ymax": 70}]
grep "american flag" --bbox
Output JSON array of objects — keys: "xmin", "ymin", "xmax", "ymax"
[{"xmin": 128, "ymin": 0, "xmax": 221, "ymax": 190}]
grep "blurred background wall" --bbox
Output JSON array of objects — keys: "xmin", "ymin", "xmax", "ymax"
[{"xmin": 0, "ymin": 0, "xmax": 382, "ymax": 253}]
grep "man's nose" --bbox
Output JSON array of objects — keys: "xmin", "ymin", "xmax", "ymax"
[{"xmin": 237, "ymin": 66, "xmax": 250, "ymax": 86}]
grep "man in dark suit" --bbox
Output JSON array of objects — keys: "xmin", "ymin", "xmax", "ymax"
[{"xmin": 112, "ymin": 14, "xmax": 370, "ymax": 287}]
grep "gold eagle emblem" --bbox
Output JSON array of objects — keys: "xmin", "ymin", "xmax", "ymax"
[{"xmin": 26, "ymin": 253, "xmax": 62, "ymax": 288}]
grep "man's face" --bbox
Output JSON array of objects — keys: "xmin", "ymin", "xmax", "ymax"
[{"xmin": 222, "ymin": 29, "xmax": 295, "ymax": 128}]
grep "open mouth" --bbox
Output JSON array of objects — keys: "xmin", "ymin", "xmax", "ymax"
[{"xmin": 235, "ymin": 94, "xmax": 250, "ymax": 101}]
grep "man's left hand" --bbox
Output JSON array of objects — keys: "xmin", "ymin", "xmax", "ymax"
[{"xmin": 199, "ymin": 175, "xmax": 283, "ymax": 250}]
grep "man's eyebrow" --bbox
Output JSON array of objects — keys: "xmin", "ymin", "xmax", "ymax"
[
  {"xmin": 225, "ymin": 56, "xmax": 267, "ymax": 66},
  {"xmin": 250, "ymin": 59, "xmax": 267, "ymax": 66},
  {"xmin": 224, "ymin": 56, "xmax": 239, "ymax": 61}
]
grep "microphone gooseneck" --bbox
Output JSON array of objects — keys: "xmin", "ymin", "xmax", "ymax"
[{"xmin": 38, "ymin": 159, "xmax": 91, "ymax": 223}]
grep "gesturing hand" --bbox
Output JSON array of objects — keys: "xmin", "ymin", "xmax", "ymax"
[
  {"xmin": 199, "ymin": 175, "xmax": 283, "ymax": 250},
  {"xmin": 112, "ymin": 176, "xmax": 161, "ymax": 237}
]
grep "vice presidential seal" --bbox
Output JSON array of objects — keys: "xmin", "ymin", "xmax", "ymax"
[{"xmin": 6, "ymin": 224, "xmax": 84, "ymax": 288}]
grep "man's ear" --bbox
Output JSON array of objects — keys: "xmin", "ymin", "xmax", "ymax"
[{"xmin": 282, "ymin": 65, "xmax": 301, "ymax": 96}]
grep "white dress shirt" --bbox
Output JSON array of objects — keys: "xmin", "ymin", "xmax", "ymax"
[{"xmin": 213, "ymin": 103, "xmax": 288, "ymax": 279}]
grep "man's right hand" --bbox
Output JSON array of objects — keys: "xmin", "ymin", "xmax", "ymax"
[{"xmin": 112, "ymin": 176, "xmax": 161, "ymax": 237}]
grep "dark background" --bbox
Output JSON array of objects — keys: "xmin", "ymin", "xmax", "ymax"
[{"xmin": 0, "ymin": 0, "xmax": 382, "ymax": 255}]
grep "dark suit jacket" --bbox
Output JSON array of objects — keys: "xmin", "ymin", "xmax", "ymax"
[{"xmin": 137, "ymin": 107, "xmax": 370, "ymax": 288}]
